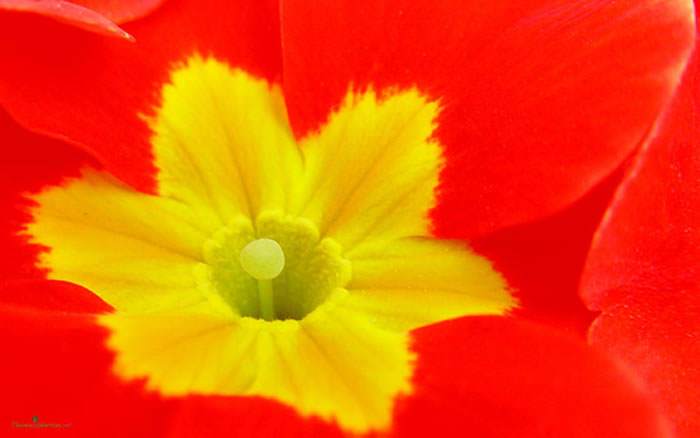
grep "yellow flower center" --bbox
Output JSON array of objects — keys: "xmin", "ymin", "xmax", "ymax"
[{"xmin": 26, "ymin": 55, "xmax": 516, "ymax": 433}]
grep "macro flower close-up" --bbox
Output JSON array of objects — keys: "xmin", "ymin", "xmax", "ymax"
[{"xmin": 0, "ymin": 0, "xmax": 698, "ymax": 437}]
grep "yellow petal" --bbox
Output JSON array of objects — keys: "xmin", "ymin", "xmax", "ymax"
[
  {"xmin": 27, "ymin": 169, "xmax": 210, "ymax": 312},
  {"xmin": 150, "ymin": 56, "xmax": 303, "ymax": 221},
  {"xmin": 102, "ymin": 290, "xmax": 412, "ymax": 432},
  {"xmin": 292, "ymin": 89, "xmax": 442, "ymax": 250},
  {"xmin": 345, "ymin": 237, "xmax": 515, "ymax": 331}
]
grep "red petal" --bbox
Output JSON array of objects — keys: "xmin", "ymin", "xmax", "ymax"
[
  {"xmin": 0, "ymin": 0, "xmax": 282, "ymax": 192},
  {"xmin": 473, "ymin": 168, "xmax": 623, "ymax": 335},
  {"xmin": 280, "ymin": 0, "xmax": 695, "ymax": 238},
  {"xmin": 581, "ymin": 20, "xmax": 700, "ymax": 437},
  {"xmin": 0, "ymin": 108, "xmax": 92, "ymax": 281},
  {"xmin": 589, "ymin": 293, "xmax": 700, "ymax": 438},
  {"xmin": 73, "ymin": 0, "xmax": 165, "ymax": 23},
  {"xmin": 167, "ymin": 397, "xmax": 343, "ymax": 438},
  {"xmin": 393, "ymin": 316, "xmax": 670, "ymax": 438},
  {"xmin": 0, "ymin": 0, "xmax": 164, "ymax": 27},
  {"xmin": 0, "ymin": 294, "xmax": 177, "ymax": 437},
  {"xmin": 0, "ymin": 282, "xmax": 348, "ymax": 437},
  {"xmin": 581, "ymin": 56, "xmax": 700, "ymax": 311},
  {"xmin": 0, "ymin": 279, "xmax": 112, "ymax": 313},
  {"xmin": 0, "ymin": 0, "xmax": 134, "ymax": 40}
]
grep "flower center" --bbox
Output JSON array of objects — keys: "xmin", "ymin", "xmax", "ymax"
[{"xmin": 199, "ymin": 211, "xmax": 352, "ymax": 321}]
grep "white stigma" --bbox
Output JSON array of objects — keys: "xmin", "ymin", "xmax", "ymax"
[{"xmin": 239, "ymin": 238, "xmax": 286, "ymax": 280}]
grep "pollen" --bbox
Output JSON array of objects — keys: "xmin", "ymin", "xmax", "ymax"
[{"xmin": 239, "ymin": 238, "xmax": 285, "ymax": 280}]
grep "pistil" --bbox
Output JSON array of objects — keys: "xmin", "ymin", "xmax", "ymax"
[{"xmin": 239, "ymin": 238, "xmax": 286, "ymax": 320}]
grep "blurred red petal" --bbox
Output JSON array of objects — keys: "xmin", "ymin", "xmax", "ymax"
[
  {"xmin": 394, "ymin": 316, "xmax": 670, "ymax": 438},
  {"xmin": 74, "ymin": 0, "xmax": 165, "ymax": 23},
  {"xmin": 581, "ymin": 10, "xmax": 700, "ymax": 436},
  {"xmin": 281, "ymin": 0, "xmax": 695, "ymax": 238},
  {"xmin": 0, "ymin": 0, "xmax": 135, "ymax": 40},
  {"xmin": 589, "ymin": 293, "xmax": 700, "ymax": 438},
  {"xmin": 581, "ymin": 56, "xmax": 700, "ymax": 311}
]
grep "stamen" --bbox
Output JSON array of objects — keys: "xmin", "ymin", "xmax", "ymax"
[{"xmin": 240, "ymin": 238, "xmax": 286, "ymax": 320}]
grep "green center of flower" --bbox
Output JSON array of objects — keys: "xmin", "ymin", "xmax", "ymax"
[{"xmin": 199, "ymin": 211, "xmax": 352, "ymax": 320}]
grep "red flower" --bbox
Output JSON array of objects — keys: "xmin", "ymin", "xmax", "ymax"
[{"xmin": 0, "ymin": 1, "xmax": 695, "ymax": 437}]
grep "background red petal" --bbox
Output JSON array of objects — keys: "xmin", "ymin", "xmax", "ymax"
[
  {"xmin": 0, "ymin": 0, "xmax": 134, "ymax": 40},
  {"xmin": 580, "ymin": 20, "xmax": 700, "ymax": 436},
  {"xmin": 393, "ymin": 316, "xmax": 671, "ymax": 438},
  {"xmin": 589, "ymin": 293, "xmax": 700, "ymax": 438},
  {"xmin": 280, "ymin": 0, "xmax": 695, "ymax": 238},
  {"xmin": 74, "ymin": 0, "xmax": 165, "ymax": 23},
  {"xmin": 581, "ymin": 56, "xmax": 700, "ymax": 311},
  {"xmin": 0, "ymin": 0, "xmax": 282, "ymax": 192},
  {"xmin": 0, "ymin": 0, "xmax": 164, "ymax": 27}
]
